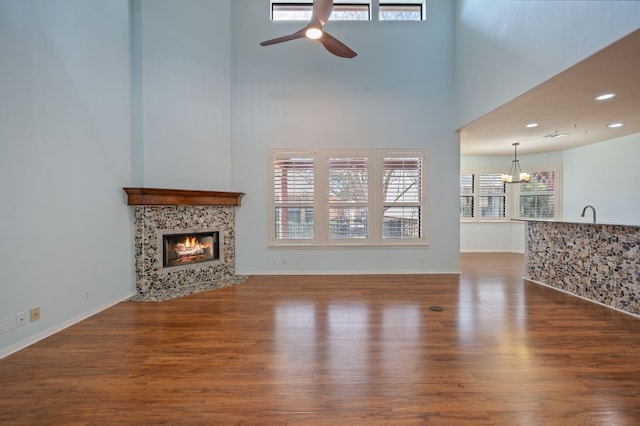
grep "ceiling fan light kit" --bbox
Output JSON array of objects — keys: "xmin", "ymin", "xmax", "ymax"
[
  {"xmin": 260, "ymin": 0, "xmax": 357, "ymax": 58},
  {"xmin": 305, "ymin": 26, "xmax": 323, "ymax": 40}
]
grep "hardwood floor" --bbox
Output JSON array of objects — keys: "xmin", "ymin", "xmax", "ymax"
[{"xmin": 2, "ymin": 253, "xmax": 640, "ymax": 425}]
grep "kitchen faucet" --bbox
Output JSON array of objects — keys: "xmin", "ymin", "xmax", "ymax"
[{"xmin": 581, "ymin": 205, "xmax": 596, "ymax": 223}]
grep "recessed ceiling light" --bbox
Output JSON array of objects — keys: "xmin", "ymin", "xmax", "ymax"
[
  {"xmin": 607, "ymin": 122, "xmax": 624, "ymax": 128},
  {"xmin": 595, "ymin": 93, "xmax": 616, "ymax": 101},
  {"xmin": 525, "ymin": 122, "xmax": 539, "ymax": 128}
]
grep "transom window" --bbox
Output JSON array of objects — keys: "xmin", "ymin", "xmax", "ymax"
[
  {"xmin": 271, "ymin": 1, "xmax": 425, "ymax": 21},
  {"xmin": 271, "ymin": 149, "xmax": 428, "ymax": 246},
  {"xmin": 272, "ymin": 3, "xmax": 369, "ymax": 21},
  {"xmin": 379, "ymin": 4, "xmax": 423, "ymax": 21}
]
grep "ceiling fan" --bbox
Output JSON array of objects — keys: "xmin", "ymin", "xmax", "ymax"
[{"xmin": 260, "ymin": 0, "xmax": 357, "ymax": 58}]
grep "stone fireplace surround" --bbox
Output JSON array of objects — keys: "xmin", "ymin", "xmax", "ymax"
[{"xmin": 124, "ymin": 188, "xmax": 247, "ymax": 302}]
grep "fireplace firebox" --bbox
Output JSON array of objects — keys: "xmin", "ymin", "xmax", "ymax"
[{"xmin": 163, "ymin": 231, "xmax": 219, "ymax": 268}]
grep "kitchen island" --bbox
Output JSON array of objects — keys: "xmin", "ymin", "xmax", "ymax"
[{"xmin": 522, "ymin": 220, "xmax": 640, "ymax": 317}]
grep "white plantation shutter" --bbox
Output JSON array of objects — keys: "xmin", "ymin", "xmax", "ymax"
[
  {"xmin": 382, "ymin": 154, "xmax": 423, "ymax": 239},
  {"xmin": 328, "ymin": 156, "xmax": 369, "ymax": 240},
  {"xmin": 478, "ymin": 173, "xmax": 506, "ymax": 218},
  {"xmin": 460, "ymin": 173, "xmax": 474, "ymax": 218},
  {"xmin": 328, "ymin": 157, "xmax": 369, "ymax": 203},
  {"xmin": 461, "ymin": 164, "xmax": 561, "ymax": 223},
  {"xmin": 270, "ymin": 149, "xmax": 428, "ymax": 246},
  {"xmin": 519, "ymin": 171, "xmax": 557, "ymax": 219},
  {"xmin": 272, "ymin": 155, "xmax": 315, "ymax": 240}
]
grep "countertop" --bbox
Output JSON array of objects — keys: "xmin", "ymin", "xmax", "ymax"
[{"xmin": 512, "ymin": 219, "xmax": 640, "ymax": 229}]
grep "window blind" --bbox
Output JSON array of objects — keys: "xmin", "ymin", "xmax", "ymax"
[
  {"xmin": 519, "ymin": 171, "xmax": 556, "ymax": 218},
  {"xmin": 273, "ymin": 156, "xmax": 315, "ymax": 239},
  {"xmin": 460, "ymin": 173, "xmax": 474, "ymax": 218},
  {"xmin": 382, "ymin": 156, "xmax": 422, "ymax": 239}
]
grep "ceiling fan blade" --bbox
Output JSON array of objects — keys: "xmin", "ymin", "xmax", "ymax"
[
  {"xmin": 313, "ymin": 0, "xmax": 334, "ymax": 24},
  {"xmin": 260, "ymin": 28, "xmax": 306, "ymax": 46},
  {"xmin": 318, "ymin": 31, "xmax": 357, "ymax": 58}
]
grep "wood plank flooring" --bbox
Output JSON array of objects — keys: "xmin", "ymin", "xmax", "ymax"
[{"xmin": 2, "ymin": 253, "xmax": 640, "ymax": 425}]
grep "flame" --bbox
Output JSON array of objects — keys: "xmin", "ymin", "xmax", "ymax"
[
  {"xmin": 184, "ymin": 236, "xmax": 199, "ymax": 247},
  {"xmin": 174, "ymin": 236, "xmax": 206, "ymax": 253}
]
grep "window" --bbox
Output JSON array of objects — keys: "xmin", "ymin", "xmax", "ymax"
[
  {"xmin": 459, "ymin": 173, "xmax": 506, "ymax": 220},
  {"xmin": 459, "ymin": 173, "xmax": 474, "ymax": 218},
  {"xmin": 518, "ymin": 170, "xmax": 558, "ymax": 219},
  {"xmin": 379, "ymin": 4, "xmax": 423, "ymax": 21},
  {"xmin": 460, "ymin": 164, "xmax": 561, "ymax": 221},
  {"xmin": 478, "ymin": 174, "xmax": 506, "ymax": 218},
  {"xmin": 272, "ymin": 3, "xmax": 370, "ymax": 21},
  {"xmin": 382, "ymin": 155, "xmax": 423, "ymax": 239},
  {"xmin": 273, "ymin": 155, "xmax": 315, "ymax": 240},
  {"xmin": 328, "ymin": 156, "xmax": 369, "ymax": 239},
  {"xmin": 271, "ymin": 1, "xmax": 425, "ymax": 21},
  {"xmin": 271, "ymin": 149, "xmax": 428, "ymax": 246}
]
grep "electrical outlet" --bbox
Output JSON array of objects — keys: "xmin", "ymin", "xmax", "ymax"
[
  {"xmin": 16, "ymin": 312, "xmax": 26, "ymax": 327},
  {"xmin": 30, "ymin": 307, "xmax": 40, "ymax": 322}
]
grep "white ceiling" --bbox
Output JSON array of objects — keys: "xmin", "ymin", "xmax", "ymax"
[{"xmin": 459, "ymin": 28, "xmax": 640, "ymax": 156}]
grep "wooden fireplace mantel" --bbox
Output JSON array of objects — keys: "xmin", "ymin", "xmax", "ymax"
[{"xmin": 123, "ymin": 188, "xmax": 244, "ymax": 206}]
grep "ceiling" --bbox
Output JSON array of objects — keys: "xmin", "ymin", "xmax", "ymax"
[{"xmin": 459, "ymin": 28, "xmax": 640, "ymax": 156}]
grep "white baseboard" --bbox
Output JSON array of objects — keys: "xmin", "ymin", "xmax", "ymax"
[
  {"xmin": 0, "ymin": 292, "xmax": 136, "ymax": 360},
  {"xmin": 236, "ymin": 270, "xmax": 462, "ymax": 276},
  {"xmin": 460, "ymin": 249, "xmax": 525, "ymax": 253}
]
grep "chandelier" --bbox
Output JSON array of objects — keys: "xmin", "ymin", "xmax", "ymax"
[{"xmin": 501, "ymin": 143, "xmax": 530, "ymax": 184}]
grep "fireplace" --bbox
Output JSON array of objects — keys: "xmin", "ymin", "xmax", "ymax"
[
  {"xmin": 123, "ymin": 188, "xmax": 246, "ymax": 301},
  {"xmin": 163, "ymin": 231, "xmax": 219, "ymax": 268}
]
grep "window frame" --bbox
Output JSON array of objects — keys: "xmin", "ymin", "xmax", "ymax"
[
  {"xmin": 271, "ymin": 152, "xmax": 318, "ymax": 242},
  {"xmin": 459, "ymin": 173, "xmax": 475, "ymax": 219},
  {"xmin": 379, "ymin": 3, "xmax": 424, "ymax": 21},
  {"xmin": 270, "ymin": 1, "xmax": 426, "ymax": 21},
  {"xmin": 459, "ymin": 171, "xmax": 508, "ymax": 222},
  {"xmin": 271, "ymin": 2, "xmax": 370, "ymax": 21},
  {"xmin": 379, "ymin": 150, "xmax": 426, "ymax": 243},
  {"xmin": 515, "ymin": 164, "xmax": 562, "ymax": 221},
  {"xmin": 270, "ymin": 148, "xmax": 429, "ymax": 247},
  {"xmin": 460, "ymin": 163, "xmax": 562, "ymax": 223},
  {"xmin": 326, "ymin": 152, "xmax": 372, "ymax": 244}
]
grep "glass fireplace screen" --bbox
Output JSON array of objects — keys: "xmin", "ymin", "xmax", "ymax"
[{"xmin": 163, "ymin": 231, "xmax": 219, "ymax": 268}]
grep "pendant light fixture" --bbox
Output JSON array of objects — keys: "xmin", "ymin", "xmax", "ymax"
[{"xmin": 501, "ymin": 143, "xmax": 530, "ymax": 183}]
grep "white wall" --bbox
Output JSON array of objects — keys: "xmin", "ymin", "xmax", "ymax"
[
  {"xmin": 563, "ymin": 133, "xmax": 640, "ymax": 226},
  {"xmin": 460, "ymin": 222, "xmax": 523, "ymax": 253},
  {"xmin": 231, "ymin": 0, "xmax": 460, "ymax": 274},
  {"xmin": 137, "ymin": 0, "xmax": 233, "ymax": 190},
  {"xmin": 0, "ymin": 1, "xmax": 134, "ymax": 356},
  {"xmin": 455, "ymin": 0, "xmax": 640, "ymax": 127}
]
